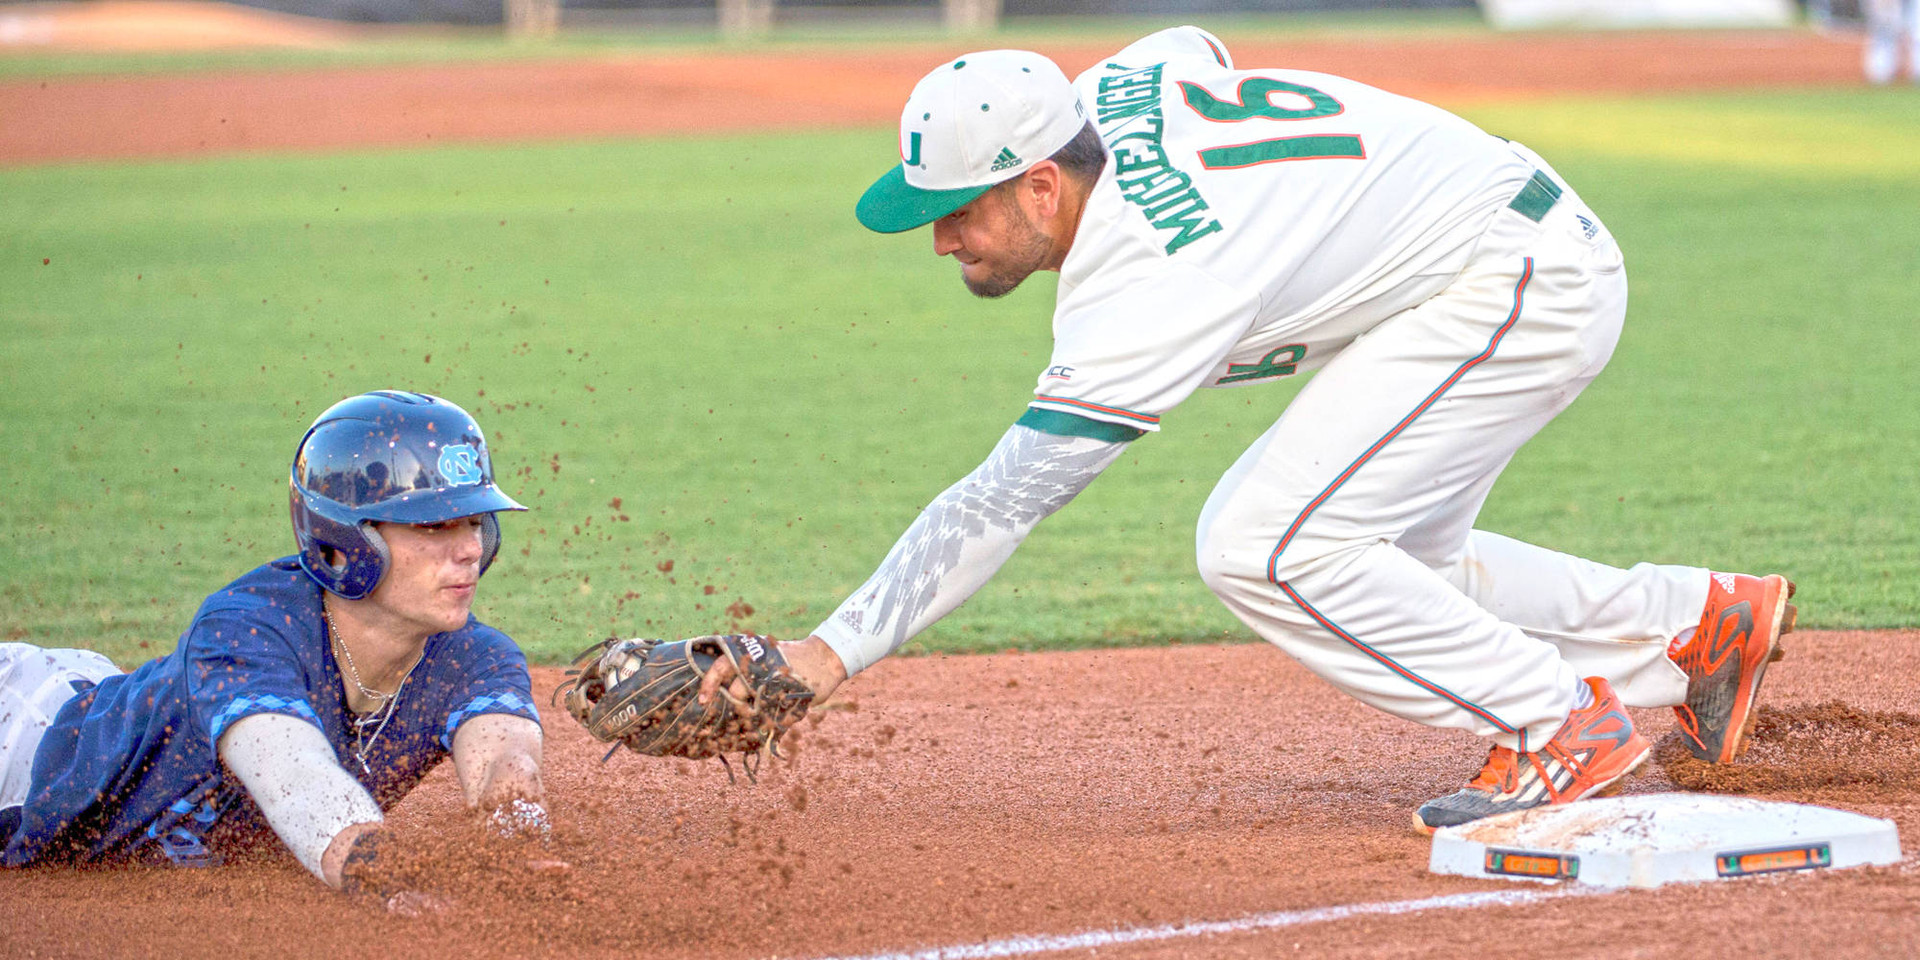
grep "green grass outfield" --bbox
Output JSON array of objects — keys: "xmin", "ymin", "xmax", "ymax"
[{"xmin": 4, "ymin": 87, "xmax": 1917, "ymax": 667}]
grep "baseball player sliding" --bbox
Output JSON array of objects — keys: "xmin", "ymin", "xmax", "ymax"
[
  {"xmin": 582, "ymin": 26, "xmax": 1798, "ymax": 834},
  {"xmin": 0, "ymin": 391, "xmax": 548, "ymax": 903}
]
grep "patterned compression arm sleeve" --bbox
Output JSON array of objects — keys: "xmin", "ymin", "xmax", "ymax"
[
  {"xmin": 219, "ymin": 712, "xmax": 383, "ymax": 883},
  {"xmin": 813, "ymin": 424, "xmax": 1129, "ymax": 675}
]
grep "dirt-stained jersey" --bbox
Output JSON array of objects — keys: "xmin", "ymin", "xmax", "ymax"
[{"xmin": 1027, "ymin": 26, "xmax": 1539, "ymax": 434}]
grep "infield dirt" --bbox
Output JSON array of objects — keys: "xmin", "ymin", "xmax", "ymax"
[
  {"xmin": 3, "ymin": 631, "xmax": 1918, "ymax": 959},
  {"xmin": 2, "ymin": 23, "xmax": 1914, "ymax": 960}
]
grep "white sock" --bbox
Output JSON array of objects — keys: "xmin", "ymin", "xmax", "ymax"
[{"xmin": 1572, "ymin": 679, "xmax": 1595, "ymax": 711}]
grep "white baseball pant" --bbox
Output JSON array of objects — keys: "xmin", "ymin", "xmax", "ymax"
[
  {"xmin": 1, "ymin": 643, "xmax": 122, "ymax": 810},
  {"xmin": 1195, "ymin": 158, "xmax": 1708, "ymax": 753}
]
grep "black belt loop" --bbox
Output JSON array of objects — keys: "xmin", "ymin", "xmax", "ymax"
[{"xmin": 1508, "ymin": 169, "xmax": 1563, "ymax": 223}]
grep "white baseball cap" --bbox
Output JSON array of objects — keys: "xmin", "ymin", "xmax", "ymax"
[{"xmin": 856, "ymin": 49, "xmax": 1088, "ymax": 234}]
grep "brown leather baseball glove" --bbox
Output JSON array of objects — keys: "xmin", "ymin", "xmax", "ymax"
[{"xmin": 559, "ymin": 634, "xmax": 813, "ymax": 775}]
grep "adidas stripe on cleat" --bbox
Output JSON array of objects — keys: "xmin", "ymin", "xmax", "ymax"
[
  {"xmin": 1414, "ymin": 677, "xmax": 1651, "ymax": 836},
  {"xmin": 1671, "ymin": 573, "xmax": 1796, "ymax": 764}
]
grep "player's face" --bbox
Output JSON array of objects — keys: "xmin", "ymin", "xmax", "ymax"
[
  {"xmin": 933, "ymin": 182, "xmax": 1052, "ymax": 299},
  {"xmin": 367, "ymin": 517, "xmax": 486, "ymax": 635}
]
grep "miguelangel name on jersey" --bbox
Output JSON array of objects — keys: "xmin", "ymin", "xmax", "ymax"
[{"xmin": 1094, "ymin": 61, "xmax": 1224, "ymax": 256}]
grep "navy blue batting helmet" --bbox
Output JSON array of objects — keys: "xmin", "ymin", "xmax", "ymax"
[{"xmin": 289, "ymin": 390, "xmax": 527, "ymax": 599}]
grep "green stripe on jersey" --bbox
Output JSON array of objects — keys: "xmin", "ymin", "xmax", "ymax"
[
  {"xmin": 1017, "ymin": 408, "xmax": 1146, "ymax": 443},
  {"xmin": 1197, "ymin": 134, "xmax": 1365, "ymax": 169}
]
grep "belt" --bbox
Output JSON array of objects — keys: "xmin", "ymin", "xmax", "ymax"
[{"xmin": 1507, "ymin": 169, "xmax": 1563, "ymax": 223}]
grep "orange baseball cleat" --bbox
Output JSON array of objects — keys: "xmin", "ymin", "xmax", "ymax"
[
  {"xmin": 1414, "ymin": 677, "xmax": 1652, "ymax": 835},
  {"xmin": 1671, "ymin": 572, "xmax": 1797, "ymax": 763}
]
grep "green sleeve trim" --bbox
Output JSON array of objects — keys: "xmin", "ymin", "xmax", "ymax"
[{"xmin": 1016, "ymin": 407, "xmax": 1147, "ymax": 443}]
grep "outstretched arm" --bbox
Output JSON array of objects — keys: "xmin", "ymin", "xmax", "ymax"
[
  {"xmin": 217, "ymin": 712, "xmax": 383, "ymax": 887},
  {"xmin": 794, "ymin": 422, "xmax": 1130, "ymax": 696}
]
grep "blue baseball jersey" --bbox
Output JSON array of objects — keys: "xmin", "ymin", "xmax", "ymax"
[{"xmin": 1, "ymin": 557, "xmax": 540, "ymax": 867}]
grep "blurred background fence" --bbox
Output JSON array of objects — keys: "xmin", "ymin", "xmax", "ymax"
[
  {"xmin": 0, "ymin": 0, "xmax": 1843, "ymax": 34},
  {"xmin": 109, "ymin": 0, "xmax": 1475, "ymax": 28}
]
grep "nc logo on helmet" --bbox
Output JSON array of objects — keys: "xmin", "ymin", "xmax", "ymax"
[{"xmin": 438, "ymin": 444, "xmax": 484, "ymax": 486}]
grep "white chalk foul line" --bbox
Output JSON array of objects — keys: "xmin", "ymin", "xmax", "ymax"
[{"xmin": 809, "ymin": 886, "xmax": 1590, "ymax": 960}]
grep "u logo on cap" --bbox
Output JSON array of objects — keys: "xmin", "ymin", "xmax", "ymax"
[{"xmin": 905, "ymin": 131, "xmax": 923, "ymax": 167}]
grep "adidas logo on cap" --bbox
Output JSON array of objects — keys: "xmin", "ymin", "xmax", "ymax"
[{"xmin": 988, "ymin": 147, "xmax": 1022, "ymax": 172}]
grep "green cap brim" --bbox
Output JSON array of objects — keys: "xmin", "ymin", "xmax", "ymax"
[{"xmin": 856, "ymin": 164, "xmax": 994, "ymax": 234}]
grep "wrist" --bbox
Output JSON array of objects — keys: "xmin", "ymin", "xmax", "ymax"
[
  {"xmin": 809, "ymin": 616, "xmax": 878, "ymax": 676},
  {"xmin": 331, "ymin": 824, "xmax": 399, "ymax": 897},
  {"xmin": 780, "ymin": 636, "xmax": 848, "ymax": 701},
  {"xmin": 320, "ymin": 820, "xmax": 382, "ymax": 889}
]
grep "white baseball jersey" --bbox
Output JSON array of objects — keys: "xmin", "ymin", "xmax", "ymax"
[{"xmin": 1029, "ymin": 27, "xmax": 1537, "ymax": 434}]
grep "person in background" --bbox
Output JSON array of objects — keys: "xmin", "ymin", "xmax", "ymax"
[{"xmin": 1864, "ymin": 0, "xmax": 1919, "ymax": 83}]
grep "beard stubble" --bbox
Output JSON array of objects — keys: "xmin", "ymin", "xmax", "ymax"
[{"xmin": 962, "ymin": 195, "xmax": 1053, "ymax": 299}]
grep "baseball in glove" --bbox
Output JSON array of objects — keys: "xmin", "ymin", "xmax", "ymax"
[{"xmin": 558, "ymin": 634, "xmax": 813, "ymax": 777}]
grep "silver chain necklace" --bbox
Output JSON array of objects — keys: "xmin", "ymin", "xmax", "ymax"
[
  {"xmin": 349, "ymin": 691, "xmax": 401, "ymax": 776},
  {"xmin": 323, "ymin": 604, "xmax": 421, "ymax": 775},
  {"xmin": 324, "ymin": 605, "xmax": 402, "ymax": 703}
]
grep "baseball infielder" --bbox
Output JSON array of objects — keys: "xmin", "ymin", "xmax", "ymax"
[
  {"xmin": 734, "ymin": 27, "xmax": 1796, "ymax": 833},
  {"xmin": 0, "ymin": 391, "xmax": 547, "ymax": 899}
]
